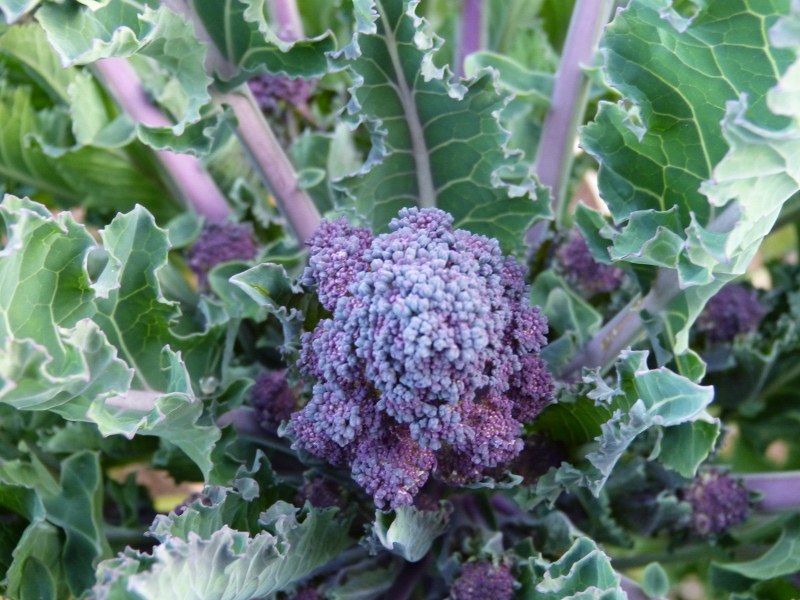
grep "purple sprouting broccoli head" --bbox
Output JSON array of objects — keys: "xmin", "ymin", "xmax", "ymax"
[
  {"xmin": 684, "ymin": 470, "xmax": 750, "ymax": 537},
  {"xmin": 250, "ymin": 370, "xmax": 297, "ymax": 430},
  {"xmin": 696, "ymin": 283, "xmax": 765, "ymax": 344},
  {"xmin": 288, "ymin": 207, "xmax": 554, "ymax": 507},
  {"xmin": 186, "ymin": 222, "xmax": 258, "ymax": 288},
  {"xmin": 450, "ymin": 561, "xmax": 515, "ymax": 600},
  {"xmin": 556, "ymin": 228, "xmax": 623, "ymax": 296},
  {"xmin": 248, "ymin": 73, "xmax": 314, "ymax": 113}
]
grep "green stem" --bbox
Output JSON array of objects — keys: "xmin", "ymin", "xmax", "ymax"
[
  {"xmin": 105, "ymin": 525, "xmax": 150, "ymax": 547},
  {"xmin": 611, "ymin": 543, "xmax": 731, "ymax": 570}
]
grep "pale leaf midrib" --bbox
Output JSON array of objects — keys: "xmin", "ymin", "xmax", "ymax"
[{"xmin": 373, "ymin": 0, "xmax": 436, "ymax": 209}]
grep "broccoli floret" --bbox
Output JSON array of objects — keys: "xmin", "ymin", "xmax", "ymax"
[
  {"xmin": 186, "ymin": 222, "xmax": 258, "ymax": 287},
  {"xmin": 450, "ymin": 561, "xmax": 515, "ymax": 600},
  {"xmin": 250, "ymin": 370, "xmax": 296, "ymax": 431},
  {"xmin": 556, "ymin": 229, "xmax": 623, "ymax": 296},
  {"xmin": 288, "ymin": 207, "xmax": 553, "ymax": 507},
  {"xmin": 296, "ymin": 476, "xmax": 348, "ymax": 511},
  {"xmin": 684, "ymin": 470, "xmax": 750, "ymax": 536},
  {"xmin": 696, "ymin": 283, "xmax": 765, "ymax": 343},
  {"xmin": 248, "ymin": 73, "xmax": 314, "ymax": 113}
]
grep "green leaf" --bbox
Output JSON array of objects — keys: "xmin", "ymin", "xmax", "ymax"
[
  {"xmin": 0, "ymin": 23, "xmax": 76, "ymax": 104},
  {"xmin": 41, "ymin": 451, "xmax": 109, "ymax": 597},
  {"xmin": 581, "ymin": 0, "xmax": 799, "ymax": 351},
  {"xmin": 520, "ymin": 537, "xmax": 625, "ymax": 600},
  {"xmin": 326, "ymin": 566, "xmax": 396, "ymax": 600},
  {"xmin": 0, "ymin": 85, "xmax": 175, "ymax": 219},
  {"xmin": 372, "ymin": 505, "xmax": 449, "ymax": 562},
  {"xmin": 464, "ymin": 51, "xmax": 554, "ymax": 104},
  {"xmin": 90, "ymin": 489, "xmax": 351, "ymax": 600},
  {"xmin": 37, "ymin": 0, "xmax": 214, "ymax": 139},
  {"xmin": 533, "ymin": 350, "xmax": 717, "ymax": 500},
  {"xmin": 333, "ymin": 0, "xmax": 549, "ymax": 255},
  {"xmin": 92, "ymin": 205, "xmax": 224, "ymax": 391},
  {"xmin": 642, "ymin": 563, "xmax": 670, "ymax": 598},
  {"xmin": 651, "ymin": 419, "xmax": 720, "ymax": 478},
  {"xmin": 0, "ymin": 198, "xmax": 223, "ymax": 479},
  {"xmin": 67, "ymin": 71, "xmax": 135, "ymax": 148},
  {"xmin": 714, "ymin": 516, "xmax": 800, "ymax": 580},
  {"xmin": 531, "ymin": 271, "xmax": 603, "ymax": 345},
  {"xmin": 189, "ymin": 0, "xmax": 335, "ymax": 89},
  {"xmin": 0, "ymin": 0, "xmax": 39, "ymax": 24},
  {"xmin": 5, "ymin": 521, "xmax": 66, "ymax": 600}
]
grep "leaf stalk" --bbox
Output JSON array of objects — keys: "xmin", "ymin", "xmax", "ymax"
[
  {"xmin": 530, "ymin": 0, "xmax": 614, "ymax": 232},
  {"xmin": 92, "ymin": 58, "xmax": 231, "ymax": 222}
]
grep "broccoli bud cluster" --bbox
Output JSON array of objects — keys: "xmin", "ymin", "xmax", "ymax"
[
  {"xmin": 288, "ymin": 208, "xmax": 553, "ymax": 507},
  {"xmin": 556, "ymin": 229, "xmax": 623, "ymax": 296},
  {"xmin": 186, "ymin": 222, "xmax": 259, "ymax": 287},
  {"xmin": 248, "ymin": 73, "xmax": 314, "ymax": 113},
  {"xmin": 450, "ymin": 561, "xmax": 515, "ymax": 600},
  {"xmin": 696, "ymin": 283, "xmax": 764, "ymax": 343},
  {"xmin": 684, "ymin": 470, "xmax": 750, "ymax": 537},
  {"xmin": 250, "ymin": 370, "xmax": 297, "ymax": 430}
]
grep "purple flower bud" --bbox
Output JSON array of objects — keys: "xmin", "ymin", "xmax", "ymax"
[
  {"xmin": 556, "ymin": 229, "xmax": 623, "ymax": 295},
  {"xmin": 296, "ymin": 477, "xmax": 347, "ymax": 511},
  {"xmin": 450, "ymin": 561, "xmax": 515, "ymax": 600},
  {"xmin": 696, "ymin": 283, "xmax": 765, "ymax": 343},
  {"xmin": 248, "ymin": 73, "xmax": 314, "ymax": 112},
  {"xmin": 186, "ymin": 222, "xmax": 258, "ymax": 288},
  {"xmin": 290, "ymin": 208, "xmax": 552, "ymax": 507},
  {"xmin": 250, "ymin": 370, "xmax": 296, "ymax": 430},
  {"xmin": 684, "ymin": 470, "xmax": 750, "ymax": 536}
]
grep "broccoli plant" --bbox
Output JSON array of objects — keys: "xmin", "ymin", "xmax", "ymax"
[{"xmin": 2, "ymin": 0, "xmax": 800, "ymax": 599}]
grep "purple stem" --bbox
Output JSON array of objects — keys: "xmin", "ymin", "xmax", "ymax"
[
  {"xmin": 385, "ymin": 553, "xmax": 431, "ymax": 600},
  {"xmin": 93, "ymin": 58, "xmax": 230, "ymax": 222},
  {"xmin": 561, "ymin": 203, "xmax": 742, "ymax": 378},
  {"xmin": 528, "ymin": 0, "xmax": 614, "ymax": 235},
  {"xmin": 220, "ymin": 87, "xmax": 321, "ymax": 243},
  {"xmin": 456, "ymin": 0, "xmax": 484, "ymax": 77},
  {"xmin": 269, "ymin": 0, "xmax": 305, "ymax": 41},
  {"xmin": 740, "ymin": 472, "xmax": 800, "ymax": 512},
  {"xmin": 161, "ymin": 0, "xmax": 321, "ymax": 243}
]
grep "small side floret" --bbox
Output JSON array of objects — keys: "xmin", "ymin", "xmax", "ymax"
[
  {"xmin": 248, "ymin": 74, "xmax": 314, "ymax": 113},
  {"xmin": 450, "ymin": 561, "xmax": 515, "ymax": 600},
  {"xmin": 288, "ymin": 208, "xmax": 553, "ymax": 507},
  {"xmin": 250, "ymin": 371, "xmax": 296, "ymax": 430},
  {"xmin": 696, "ymin": 283, "xmax": 764, "ymax": 343},
  {"xmin": 556, "ymin": 229, "xmax": 623, "ymax": 296},
  {"xmin": 684, "ymin": 470, "xmax": 750, "ymax": 537},
  {"xmin": 186, "ymin": 222, "xmax": 258, "ymax": 287}
]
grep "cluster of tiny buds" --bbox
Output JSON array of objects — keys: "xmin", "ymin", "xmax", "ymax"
[
  {"xmin": 684, "ymin": 470, "xmax": 750, "ymax": 537},
  {"xmin": 185, "ymin": 222, "xmax": 258, "ymax": 288},
  {"xmin": 288, "ymin": 208, "xmax": 554, "ymax": 507},
  {"xmin": 449, "ymin": 561, "xmax": 515, "ymax": 600}
]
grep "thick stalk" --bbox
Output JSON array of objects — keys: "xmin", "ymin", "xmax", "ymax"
[
  {"xmin": 93, "ymin": 58, "xmax": 230, "ymax": 222},
  {"xmin": 385, "ymin": 553, "xmax": 431, "ymax": 600},
  {"xmin": 561, "ymin": 268, "xmax": 679, "ymax": 379},
  {"xmin": 740, "ymin": 472, "xmax": 800, "ymax": 512},
  {"xmin": 219, "ymin": 87, "xmax": 321, "ymax": 243},
  {"xmin": 456, "ymin": 0, "xmax": 484, "ymax": 77},
  {"xmin": 162, "ymin": 0, "xmax": 321, "ymax": 243},
  {"xmin": 268, "ymin": 0, "xmax": 305, "ymax": 41},
  {"xmin": 562, "ymin": 203, "xmax": 743, "ymax": 378},
  {"xmin": 528, "ymin": 0, "xmax": 614, "ymax": 237}
]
